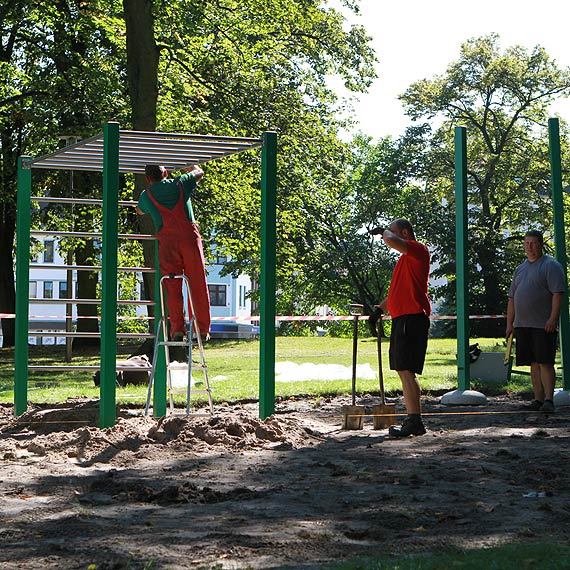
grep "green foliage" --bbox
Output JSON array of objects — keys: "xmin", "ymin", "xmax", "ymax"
[
  {"xmin": 398, "ymin": 34, "xmax": 570, "ymax": 327},
  {"xmin": 6, "ymin": 4, "xmax": 570, "ymax": 350},
  {"xmin": 1, "ymin": 0, "xmax": 378, "ymax": 346},
  {"xmin": 326, "ymin": 542, "xmax": 570, "ymax": 569},
  {"xmin": 143, "ymin": 1, "xmax": 379, "ymax": 315}
]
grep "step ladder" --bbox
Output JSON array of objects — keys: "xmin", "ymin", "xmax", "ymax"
[{"xmin": 144, "ymin": 274, "xmax": 213, "ymax": 416}]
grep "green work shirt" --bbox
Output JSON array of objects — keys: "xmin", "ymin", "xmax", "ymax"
[{"xmin": 137, "ymin": 172, "xmax": 198, "ymax": 232}]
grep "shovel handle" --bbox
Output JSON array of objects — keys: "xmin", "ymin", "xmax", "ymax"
[
  {"xmin": 377, "ymin": 326, "xmax": 386, "ymax": 404},
  {"xmin": 504, "ymin": 333, "xmax": 513, "ymax": 365}
]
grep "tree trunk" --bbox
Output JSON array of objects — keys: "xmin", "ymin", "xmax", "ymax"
[
  {"xmin": 123, "ymin": 0, "xmax": 159, "ymax": 305},
  {"xmin": 0, "ymin": 201, "xmax": 16, "ymax": 347},
  {"xmin": 0, "ymin": 124, "xmax": 20, "ymax": 348}
]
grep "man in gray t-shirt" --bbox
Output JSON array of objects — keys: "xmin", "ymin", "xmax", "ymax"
[{"xmin": 506, "ymin": 230, "xmax": 565, "ymax": 412}]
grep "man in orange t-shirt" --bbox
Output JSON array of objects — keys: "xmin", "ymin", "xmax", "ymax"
[{"xmin": 378, "ymin": 218, "xmax": 431, "ymax": 437}]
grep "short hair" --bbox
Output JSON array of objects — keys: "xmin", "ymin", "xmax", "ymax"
[
  {"xmin": 525, "ymin": 230, "xmax": 544, "ymax": 244},
  {"xmin": 393, "ymin": 218, "xmax": 416, "ymax": 240},
  {"xmin": 145, "ymin": 164, "xmax": 166, "ymax": 182}
]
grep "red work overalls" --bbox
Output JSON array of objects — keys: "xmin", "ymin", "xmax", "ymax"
[{"xmin": 147, "ymin": 186, "xmax": 211, "ymax": 338}]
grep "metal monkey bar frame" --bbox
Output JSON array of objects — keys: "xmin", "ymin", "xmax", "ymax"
[{"xmin": 15, "ymin": 122, "xmax": 277, "ymax": 427}]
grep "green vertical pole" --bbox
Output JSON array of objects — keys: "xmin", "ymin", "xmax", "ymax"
[
  {"xmin": 14, "ymin": 157, "xmax": 32, "ymax": 416},
  {"xmin": 548, "ymin": 117, "xmax": 570, "ymax": 391},
  {"xmin": 100, "ymin": 122, "xmax": 120, "ymax": 427},
  {"xmin": 259, "ymin": 131, "xmax": 277, "ymax": 419},
  {"xmin": 153, "ymin": 243, "xmax": 167, "ymax": 417},
  {"xmin": 455, "ymin": 126, "xmax": 470, "ymax": 391}
]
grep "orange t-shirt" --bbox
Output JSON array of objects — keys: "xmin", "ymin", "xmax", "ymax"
[{"xmin": 387, "ymin": 240, "xmax": 431, "ymax": 319}]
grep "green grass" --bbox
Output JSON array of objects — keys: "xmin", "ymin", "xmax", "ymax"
[
  {"xmin": 322, "ymin": 541, "xmax": 570, "ymax": 569},
  {"xmin": 0, "ymin": 336, "xmax": 537, "ymax": 407}
]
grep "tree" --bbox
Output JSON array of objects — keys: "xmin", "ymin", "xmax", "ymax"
[
  {"xmin": 123, "ymin": 0, "xmax": 160, "ymax": 315},
  {"xmin": 399, "ymin": 34, "xmax": 570, "ymax": 335},
  {"xmin": 33, "ymin": 1, "xmax": 128, "ymax": 346},
  {"xmin": 0, "ymin": 1, "xmax": 40, "ymax": 347},
  {"xmin": 121, "ymin": 0, "xmax": 378, "ymax": 317},
  {"xmin": 1, "ymin": 0, "xmax": 378, "ymax": 348}
]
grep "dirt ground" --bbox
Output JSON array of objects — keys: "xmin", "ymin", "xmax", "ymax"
[{"xmin": 1, "ymin": 393, "xmax": 570, "ymax": 570}]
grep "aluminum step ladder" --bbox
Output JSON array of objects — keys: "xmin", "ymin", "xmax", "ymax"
[{"xmin": 144, "ymin": 274, "xmax": 213, "ymax": 416}]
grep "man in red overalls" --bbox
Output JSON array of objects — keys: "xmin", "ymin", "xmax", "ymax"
[{"xmin": 137, "ymin": 164, "xmax": 211, "ymax": 341}]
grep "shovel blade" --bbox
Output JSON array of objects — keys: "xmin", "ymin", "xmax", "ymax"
[
  {"xmin": 342, "ymin": 405, "xmax": 365, "ymax": 430},
  {"xmin": 372, "ymin": 404, "xmax": 396, "ymax": 430}
]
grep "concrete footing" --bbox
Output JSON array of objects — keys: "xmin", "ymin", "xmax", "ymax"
[
  {"xmin": 440, "ymin": 389, "xmax": 487, "ymax": 406},
  {"xmin": 553, "ymin": 389, "xmax": 570, "ymax": 407}
]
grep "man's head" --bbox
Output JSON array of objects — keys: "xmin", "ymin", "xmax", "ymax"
[
  {"xmin": 524, "ymin": 230, "xmax": 544, "ymax": 262},
  {"xmin": 145, "ymin": 165, "xmax": 168, "ymax": 183},
  {"xmin": 389, "ymin": 218, "xmax": 416, "ymax": 240}
]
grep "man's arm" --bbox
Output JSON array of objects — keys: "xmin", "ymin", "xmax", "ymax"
[
  {"xmin": 382, "ymin": 229, "xmax": 408, "ymax": 254},
  {"xmin": 545, "ymin": 292, "xmax": 564, "ymax": 333},
  {"xmin": 506, "ymin": 297, "xmax": 515, "ymax": 339},
  {"xmin": 136, "ymin": 191, "xmax": 147, "ymax": 216},
  {"xmin": 186, "ymin": 164, "xmax": 204, "ymax": 182}
]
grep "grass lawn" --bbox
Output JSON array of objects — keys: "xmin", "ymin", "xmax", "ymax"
[
  {"xmin": 325, "ymin": 542, "xmax": 570, "ymax": 569},
  {"xmin": 0, "ymin": 336, "xmax": 537, "ymax": 407}
]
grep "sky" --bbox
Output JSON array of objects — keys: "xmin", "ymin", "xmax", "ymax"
[{"xmin": 336, "ymin": 0, "xmax": 570, "ymax": 139}]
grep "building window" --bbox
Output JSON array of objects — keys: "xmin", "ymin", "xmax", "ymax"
[
  {"xmin": 59, "ymin": 281, "xmax": 70, "ymax": 299},
  {"xmin": 29, "ymin": 281, "xmax": 37, "ymax": 299},
  {"xmin": 43, "ymin": 281, "xmax": 54, "ymax": 299},
  {"xmin": 43, "ymin": 240, "xmax": 54, "ymax": 263},
  {"xmin": 208, "ymin": 284, "xmax": 227, "ymax": 307},
  {"xmin": 239, "ymin": 285, "xmax": 247, "ymax": 308}
]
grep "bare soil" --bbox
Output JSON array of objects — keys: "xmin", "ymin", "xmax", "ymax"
[{"xmin": 1, "ymin": 394, "xmax": 570, "ymax": 569}]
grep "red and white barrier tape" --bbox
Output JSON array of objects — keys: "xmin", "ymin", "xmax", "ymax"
[{"xmin": 0, "ymin": 313, "xmax": 507, "ymax": 321}]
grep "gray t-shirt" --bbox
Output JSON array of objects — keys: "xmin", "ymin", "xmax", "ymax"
[{"xmin": 509, "ymin": 254, "xmax": 566, "ymax": 328}]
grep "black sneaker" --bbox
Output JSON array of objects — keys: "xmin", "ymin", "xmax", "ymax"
[
  {"xmin": 388, "ymin": 416, "xmax": 426, "ymax": 437},
  {"xmin": 520, "ymin": 400, "xmax": 543, "ymax": 411},
  {"xmin": 540, "ymin": 400, "xmax": 555, "ymax": 413}
]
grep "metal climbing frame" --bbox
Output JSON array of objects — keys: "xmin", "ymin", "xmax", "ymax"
[
  {"xmin": 453, "ymin": 120, "xmax": 570, "ymax": 392},
  {"xmin": 144, "ymin": 274, "xmax": 213, "ymax": 417},
  {"xmin": 15, "ymin": 123, "xmax": 276, "ymax": 428}
]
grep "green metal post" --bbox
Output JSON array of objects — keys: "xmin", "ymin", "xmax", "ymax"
[
  {"xmin": 259, "ymin": 131, "xmax": 277, "ymax": 419},
  {"xmin": 548, "ymin": 118, "xmax": 570, "ymax": 391},
  {"xmin": 455, "ymin": 127, "xmax": 470, "ymax": 391},
  {"xmin": 100, "ymin": 122, "xmax": 120, "ymax": 427},
  {"xmin": 153, "ymin": 243, "xmax": 167, "ymax": 417},
  {"xmin": 14, "ymin": 157, "xmax": 32, "ymax": 416}
]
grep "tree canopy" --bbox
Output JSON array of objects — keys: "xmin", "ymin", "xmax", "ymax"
[
  {"xmin": 0, "ymin": 0, "xmax": 378, "ymax": 345},
  {"xmin": 3, "ymin": 9, "xmax": 570, "ymax": 347},
  {"xmin": 397, "ymin": 34, "xmax": 570, "ymax": 334}
]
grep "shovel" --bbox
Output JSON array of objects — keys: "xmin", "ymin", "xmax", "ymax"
[
  {"xmin": 504, "ymin": 333, "xmax": 514, "ymax": 366},
  {"xmin": 342, "ymin": 304, "xmax": 365, "ymax": 429},
  {"xmin": 371, "ymin": 305, "xmax": 396, "ymax": 429}
]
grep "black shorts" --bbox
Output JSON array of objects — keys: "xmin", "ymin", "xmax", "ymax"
[
  {"xmin": 389, "ymin": 313, "xmax": 430, "ymax": 374},
  {"xmin": 515, "ymin": 327, "xmax": 557, "ymax": 366}
]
